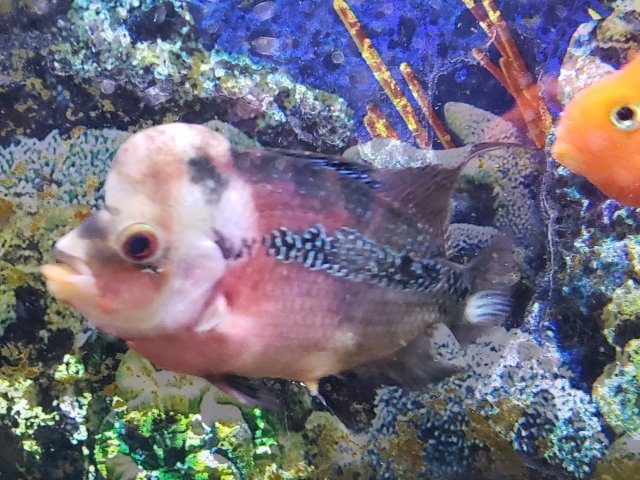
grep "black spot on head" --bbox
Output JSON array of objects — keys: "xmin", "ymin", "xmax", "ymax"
[
  {"xmin": 77, "ymin": 214, "xmax": 108, "ymax": 240},
  {"xmin": 213, "ymin": 229, "xmax": 236, "ymax": 260},
  {"xmin": 187, "ymin": 155, "xmax": 228, "ymax": 197}
]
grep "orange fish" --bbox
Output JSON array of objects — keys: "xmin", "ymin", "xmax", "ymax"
[
  {"xmin": 551, "ymin": 53, "xmax": 640, "ymax": 207},
  {"xmin": 41, "ymin": 123, "xmax": 516, "ymax": 404}
]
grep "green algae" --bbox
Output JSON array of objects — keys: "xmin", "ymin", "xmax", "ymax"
[
  {"xmin": 601, "ymin": 278, "xmax": 640, "ymax": 348},
  {"xmin": 0, "ymin": 376, "xmax": 58, "ymax": 456},
  {"xmin": 593, "ymin": 339, "xmax": 640, "ymax": 437},
  {"xmin": 593, "ymin": 274, "xmax": 640, "ymax": 438}
]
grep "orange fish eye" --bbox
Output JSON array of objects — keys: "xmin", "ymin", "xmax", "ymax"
[
  {"xmin": 117, "ymin": 223, "xmax": 162, "ymax": 264},
  {"xmin": 610, "ymin": 104, "xmax": 640, "ymax": 131}
]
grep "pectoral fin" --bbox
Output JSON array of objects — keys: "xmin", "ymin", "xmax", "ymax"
[{"xmin": 206, "ymin": 374, "xmax": 283, "ymax": 411}]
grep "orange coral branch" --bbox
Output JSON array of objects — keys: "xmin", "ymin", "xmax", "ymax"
[
  {"xmin": 334, "ymin": 0, "xmax": 431, "ymax": 148},
  {"xmin": 463, "ymin": 0, "xmax": 552, "ymax": 148},
  {"xmin": 471, "ymin": 48, "xmax": 509, "ymax": 91},
  {"xmin": 364, "ymin": 104, "xmax": 400, "ymax": 140},
  {"xmin": 499, "ymin": 57, "xmax": 547, "ymax": 145},
  {"xmin": 400, "ymin": 63, "xmax": 456, "ymax": 149},
  {"xmin": 482, "ymin": 0, "xmax": 531, "ymax": 88}
]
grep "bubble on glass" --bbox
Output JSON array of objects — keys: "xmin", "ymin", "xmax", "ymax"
[
  {"xmin": 252, "ymin": 1, "xmax": 276, "ymax": 22},
  {"xmin": 99, "ymin": 79, "xmax": 116, "ymax": 95},
  {"xmin": 251, "ymin": 36, "xmax": 281, "ymax": 56},
  {"xmin": 331, "ymin": 50, "xmax": 345, "ymax": 64}
]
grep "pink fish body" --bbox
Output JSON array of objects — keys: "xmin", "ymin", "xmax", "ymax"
[{"xmin": 42, "ymin": 123, "xmax": 514, "ymax": 398}]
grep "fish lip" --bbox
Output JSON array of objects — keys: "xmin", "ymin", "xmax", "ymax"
[
  {"xmin": 192, "ymin": 284, "xmax": 227, "ymax": 334},
  {"xmin": 52, "ymin": 247, "xmax": 93, "ymax": 277},
  {"xmin": 550, "ymin": 139, "xmax": 581, "ymax": 173},
  {"xmin": 41, "ymin": 248, "xmax": 97, "ymax": 302}
]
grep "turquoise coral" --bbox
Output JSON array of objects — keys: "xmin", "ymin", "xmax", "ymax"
[{"xmin": 368, "ymin": 326, "xmax": 609, "ymax": 478}]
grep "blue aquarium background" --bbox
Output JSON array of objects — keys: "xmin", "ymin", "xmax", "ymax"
[{"xmin": 1, "ymin": 0, "xmax": 640, "ymax": 479}]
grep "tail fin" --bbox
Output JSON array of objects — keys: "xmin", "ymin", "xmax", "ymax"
[
  {"xmin": 456, "ymin": 231, "xmax": 519, "ymax": 345},
  {"xmin": 464, "ymin": 290, "xmax": 512, "ymax": 328},
  {"xmin": 468, "ymin": 230, "xmax": 519, "ymax": 291}
]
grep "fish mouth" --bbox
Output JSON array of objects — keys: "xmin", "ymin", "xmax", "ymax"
[
  {"xmin": 41, "ymin": 248, "xmax": 98, "ymax": 304},
  {"xmin": 550, "ymin": 139, "xmax": 583, "ymax": 174}
]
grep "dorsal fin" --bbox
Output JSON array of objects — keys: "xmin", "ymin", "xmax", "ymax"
[
  {"xmin": 374, "ymin": 164, "xmax": 463, "ymax": 249},
  {"xmin": 238, "ymin": 142, "xmax": 520, "ymax": 255},
  {"xmin": 372, "ymin": 143, "xmax": 507, "ymax": 251}
]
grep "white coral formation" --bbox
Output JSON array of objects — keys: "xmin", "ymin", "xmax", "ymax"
[{"xmin": 0, "ymin": 128, "xmax": 128, "ymax": 213}]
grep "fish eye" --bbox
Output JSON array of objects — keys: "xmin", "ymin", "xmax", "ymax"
[
  {"xmin": 118, "ymin": 223, "xmax": 162, "ymax": 264},
  {"xmin": 610, "ymin": 104, "xmax": 640, "ymax": 131}
]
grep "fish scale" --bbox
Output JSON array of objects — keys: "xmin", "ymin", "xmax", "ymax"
[{"xmin": 262, "ymin": 224, "xmax": 469, "ymax": 297}]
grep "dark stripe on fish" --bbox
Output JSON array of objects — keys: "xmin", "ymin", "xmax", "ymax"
[
  {"xmin": 300, "ymin": 158, "xmax": 382, "ymax": 189},
  {"xmin": 290, "ymin": 157, "xmax": 378, "ymax": 220},
  {"xmin": 187, "ymin": 155, "xmax": 228, "ymax": 198},
  {"xmin": 262, "ymin": 225, "xmax": 470, "ymax": 298},
  {"xmin": 237, "ymin": 148, "xmax": 382, "ymax": 190},
  {"xmin": 232, "ymin": 149, "xmax": 379, "ymax": 220},
  {"xmin": 214, "ymin": 229, "xmax": 258, "ymax": 261}
]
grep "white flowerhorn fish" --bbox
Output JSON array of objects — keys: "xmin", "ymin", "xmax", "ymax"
[{"xmin": 42, "ymin": 123, "xmax": 515, "ymax": 402}]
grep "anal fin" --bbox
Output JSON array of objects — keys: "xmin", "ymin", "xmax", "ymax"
[
  {"xmin": 316, "ymin": 327, "xmax": 464, "ymax": 431},
  {"xmin": 341, "ymin": 332, "xmax": 462, "ymax": 391}
]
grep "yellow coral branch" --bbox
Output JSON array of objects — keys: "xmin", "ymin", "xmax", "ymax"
[
  {"xmin": 334, "ymin": 0, "xmax": 431, "ymax": 148},
  {"xmin": 363, "ymin": 104, "xmax": 400, "ymax": 141},
  {"xmin": 463, "ymin": 0, "xmax": 507, "ymax": 56},
  {"xmin": 400, "ymin": 63, "xmax": 456, "ymax": 149}
]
